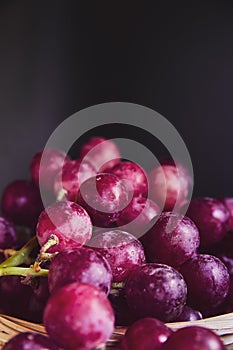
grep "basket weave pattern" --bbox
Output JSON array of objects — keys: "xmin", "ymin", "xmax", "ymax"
[{"xmin": 1, "ymin": 313, "xmax": 233, "ymax": 349}]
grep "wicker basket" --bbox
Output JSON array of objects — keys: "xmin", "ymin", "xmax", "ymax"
[{"xmin": 0, "ymin": 313, "xmax": 233, "ymax": 349}]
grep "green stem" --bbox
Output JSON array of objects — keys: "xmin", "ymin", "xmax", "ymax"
[
  {"xmin": 0, "ymin": 236, "xmax": 38, "ymax": 268},
  {"xmin": 0, "ymin": 266, "xmax": 48, "ymax": 277}
]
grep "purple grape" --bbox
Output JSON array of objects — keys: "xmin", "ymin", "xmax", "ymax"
[
  {"xmin": 0, "ymin": 216, "xmax": 18, "ymax": 248},
  {"xmin": 109, "ymin": 161, "xmax": 148, "ymax": 197},
  {"xmin": 36, "ymin": 200, "xmax": 92, "ymax": 253},
  {"xmin": 161, "ymin": 326, "xmax": 226, "ymax": 350},
  {"xmin": 44, "ymin": 282, "xmax": 115, "ymax": 350},
  {"xmin": 180, "ymin": 254, "xmax": 230, "ymax": 315},
  {"xmin": 141, "ymin": 212, "xmax": 200, "ymax": 268},
  {"xmin": 79, "ymin": 136, "xmax": 121, "ymax": 172},
  {"xmin": 1, "ymin": 180, "xmax": 43, "ymax": 228},
  {"xmin": 125, "ymin": 263, "xmax": 187, "ymax": 322},
  {"xmin": 149, "ymin": 159, "xmax": 192, "ymax": 211},
  {"xmin": 174, "ymin": 305, "xmax": 202, "ymax": 322},
  {"xmin": 30, "ymin": 148, "xmax": 70, "ymax": 191},
  {"xmin": 116, "ymin": 197, "xmax": 160, "ymax": 237},
  {"xmin": 2, "ymin": 332, "xmax": 59, "ymax": 350},
  {"xmin": 186, "ymin": 198, "xmax": 229, "ymax": 248},
  {"xmin": 121, "ymin": 317, "xmax": 172, "ymax": 350},
  {"xmin": 77, "ymin": 173, "xmax": 129, "ymax": 227},
  {"xmin": 48, "ymin": 247, "xmax": 112, "ymax": 294},
  {"xmin": 88, "ymin": 229, "xmax": 146, "ymax": 282},
  {"xmin": 54, "ymin": 159, "xmax": 96, "ymax": 202}
]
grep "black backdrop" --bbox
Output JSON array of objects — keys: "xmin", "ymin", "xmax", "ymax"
[{"xmin": 0, "ymin": 1, "xmax": 233, "ymax": 197}]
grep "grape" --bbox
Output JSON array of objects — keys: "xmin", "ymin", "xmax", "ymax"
[
  {"xmin": 30, "ymin": 148, "xmax": 69, "ymax": 191},
  {"xmin": 109, "ymin": 161, "xmax": 148, "ymax": 197},
  {"xmin": 161, "ymin": 326, "xmax": 226, "ymax": 350},
  {"xmin": 36, "ymin": 200, "xmax": 92, "ymax": 253},
  {"xmin": 88, "ymin": 230, "xmax": 145, "ymax": 282},
  {"xmin": 220, "ymin": 197, "xmax": 233, "ymax": 232},
  {"xmin": 48, "ymin": 247, "xmax": 112, "ymax": 294},
  {"xmin": 54, "ymin": 159, "xmax": 96, "ymax": 201},
  {"xmin": 44, "ymin": 282, "xmax": 115, "ymax": 350},
  {"xmin": 121, "ymin": 317, "xmax": 172, "ymax": 350},
  {"xmin": 79, "ymin": 136, "xmax": 121, "ymax": 171},
  {"xmin": 116, "ymin": 197, "xmax": 160, "ymax": 237},
  {"xmin": 180, "ymin": 254, "xmax": 230, "ymax": 315},
  {"xmin": 125, "ymin": 263, "xmax": 187, "ymax": 322},
  {"xmin": 0, "ymin": 216, "xmax": 18, "ymax": 249},
  {"xmin": 77, "ymin": 173, "xmax": 129, "ymax": 227},
  {"xmin": 175, "ymin": 305, "xmax": 202, "ymax": 321},
  {"xmin": 2, "ymin": 332, "xmax": 59, "ymax": 350},
  {"xmin": 1, "ymin": 180, "xmax": 43, "ymax": 228},
  {"xmin": 186, "ymin": 197, "xmax": 229, "ymax": 248},
  {"xmin": 149, "ymin": 159, "xmax": 192, "ymax": 211},
  {"xmin": 141, "ymin": 212, "xmax": 200, "ymax": 268}
]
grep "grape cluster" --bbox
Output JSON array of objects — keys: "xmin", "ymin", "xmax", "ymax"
[{"xmin": 0, "ymin": 136, "xmax": 231, "ymax": 349}]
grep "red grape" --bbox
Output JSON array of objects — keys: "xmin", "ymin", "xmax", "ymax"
[
  {"xmin": 88, "ymin": 229, "xmax": 145, "ymax": 282},
  {"xmin": 44, "ymin": 282, "xmax": 114, "ymax": 350},
  {"xmin": 109, "ymin": 161, "xmax": 148, "ymax": 197},
  {"xmin": 2, "ymin": 332, "xmax": 59, "ymax": 350},
  {"xmin": 125, "ymin": 263, "xmax": 187, "ymax": 322},
  {"xmin": 180, "ymin": 254, "xmax": 230, "ymax": 315},
  {"xmin": 36, "ymin": 201, "xmax": 92, "ymax": 253},
  {"xmin": 2, "ymin": 180, "xmax": 43, "ymax": 228},
  {"xmin": 121, "ymin": 317, "xmax": 172, "ymax": 350},
  {"xmin": 161, "ymin": 326, "xmax": 226, "ymax": 350},
  {"xmin": 116, "ymin": 197, "xmax": 160, "ymax": 237},
  {"xmin": 30, "ymin": 148, "xmax": 69, "ymax": 191},
  {"xmin": 79, "ymin": 136, "xmax": 120, "ymax": 171},
  {"xmin": 77, "ymin": 173, "xmax": 129, "ymax": 227},
  {"xmin": 141, "ymin": 212, "xmax": 200, "ymax": 268},
  {"xmin": 149, "ymin": 159, "xmax": 192, "ymax": 211},
  {"xmin": 48, "ymin": 247, "xmax": 112, "ymax": 294},
  {"xmin": 186, "ymin": 197, "xmax": 229, "ymax": 248},
  {"xmin": 54, "ymin": 159, "xmax": 96, "ymax": 202}
]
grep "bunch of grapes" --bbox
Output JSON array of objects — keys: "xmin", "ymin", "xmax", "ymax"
[{"xmin": 0, "ymin": 136, "xmax": 231, "ymax": 349}]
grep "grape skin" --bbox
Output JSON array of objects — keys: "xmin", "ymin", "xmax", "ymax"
[
  {"xmin": 88, "ymin": 230, "xmax": 146, "ymax": 282},
  {"xmin": 120, "ymin": 317, "xmax": 172, "ymax": 350},
  {"xmin": 44, "ymin": 282, "xmax": 115, "ymax": 350},
  {"xmin": 125, "ymin": 263, "xmax": 187, "ymax": 322},
  {"xmin": 141, "ymin": 212, "xmax": 200, "ymax": 268},
  {"xmin": 36, "ymin": 200, "xmax": 92, "ymax": 253},
  {"xmin": 161, "ymin": 326, "xmax": 225, "ymax": 350},
  {"xmin": 180, "ymin": 254, "xmax": 230, "ymax": 316},
  {"xmin": 48, "ymin": 246, "xmax": 112, "ymax": 294}
]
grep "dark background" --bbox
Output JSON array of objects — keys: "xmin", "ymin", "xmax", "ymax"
[{"xmin": 0, "ymin": 1, "xmax": 233, "ymax": 197}]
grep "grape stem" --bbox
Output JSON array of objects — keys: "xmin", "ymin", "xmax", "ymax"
[
  {"xmin": 0, "ymin": 266, "xmax": 48, "ymax": 277},
  {"xmin": 0, "ymin": 236, "xmax": 38, "ymax": 268}
]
